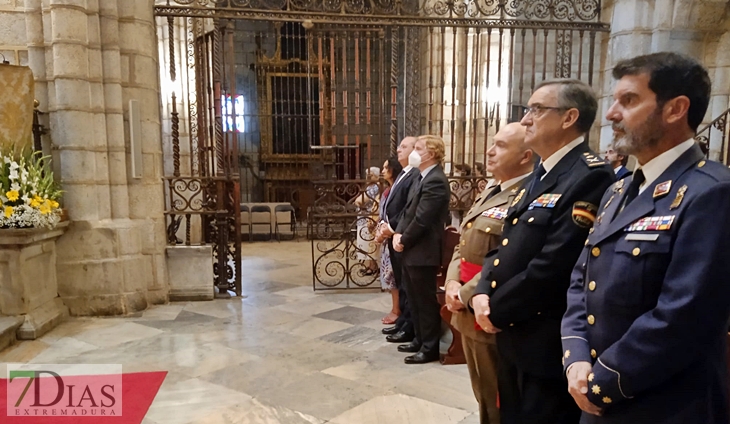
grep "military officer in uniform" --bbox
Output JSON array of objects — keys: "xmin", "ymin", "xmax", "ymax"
[
  {"xmin": 444, "ymin": 122, "xmax": 534, "ymax": 424},
  {"xmin": 466, "ymin": 79, "xmax": 616, "ymax": 424},
  {"xmin": 561, "ymin": 53, "xmax": 730, "ymax": 424}
]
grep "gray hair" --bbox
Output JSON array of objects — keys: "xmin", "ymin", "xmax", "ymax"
[{"xmin": 534, "ymin": 78, "xmax": 597, "ymax": 133}]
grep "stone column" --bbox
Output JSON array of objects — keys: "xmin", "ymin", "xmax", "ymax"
[
  {"xmin": 118, "ymin": 0, "xmax": 168, "ymax": 304},
  {"xmin": 38, "ymin": 0, "xmax": 169, "ymax": 315}
]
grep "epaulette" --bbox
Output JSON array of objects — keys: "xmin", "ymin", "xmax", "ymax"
[
  {"xmin": 695, "ymin": 159, "xmax": 730, "ymax": 181},
  {"xmin": 581, "ymin": 152, "xmax": 607, "ymax": 168}
]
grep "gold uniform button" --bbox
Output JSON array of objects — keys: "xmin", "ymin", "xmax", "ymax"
[
  {"xmin": 467, "ymin": 222, "xmax": 473, "ymax": 229},
  {"xmin": 698, "ymin": 160, "xmax": 706, "ymax": 168},
  {"xmin": 512, "ymin": 218, "xmax": 518, "ymax": 225},
  {"xmin": 461, "ymin": 258, "xmax": 466, "ymax": 263},
  {"xmin": 632, "ymin": 247, "xmax": 641, "ymax": 256},
  {"xmin": 588, "ymin": 281, "xmax": 596, "ymax": 291},
  {"xmin": 502, "ymin": 238, "xmax": 509, "ymax": 246},
  {"xmin": 493, "ymin": 259, "xmax": 500, "ymax": 266},
  {"xmin": 587, "ymin": 315, "xmax": 595, "ymax": 325},
  {"xmin": 591, "ymin": 247, "xmax": 601, "ymax": 257},
  {"xmin": 485, "ymin": 227, "xmax": 491, "ymax": 233},
  {"xmin": 461, "ymin": 240, "xmax": 466, "ymax": 246},
  {"xmin": 591, "ymin": 349, "xmax": 597, "ymax": 358},
  {"xmin": 509, "ymin": 323, "xmax": 514, "ymax": 327},
  {"xmin": 491, "ymin": 281, "xmax": 497, "ymax": 288},
  {"xmin": 528, "ymin": 217, "xmax": 535, "ymax": 223}
]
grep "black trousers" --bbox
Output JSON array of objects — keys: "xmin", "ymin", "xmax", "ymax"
[
  {"xmin": 389, "ymin": 241, "xmax": 414, "ymax": 337},
  {"xmin": 401, "ymin": 264, "xmax": 441, "ymax": 356},
  {"xmin": 497, "ymin": 352, "xmax": 581, "ymax": 424}
]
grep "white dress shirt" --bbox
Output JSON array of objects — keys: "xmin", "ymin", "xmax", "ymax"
[
  {"xmin": 636, "ymin": 138, "xmax": 695, "ymax": 195},
  {"xmin": 539, "ymin": 136, "xmax": 585, "ymax": 179},
  {"xmin": 500, "ymin": 172, "xmax": 532, "ymax": 192}
]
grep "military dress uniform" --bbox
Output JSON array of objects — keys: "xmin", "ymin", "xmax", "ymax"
[
  {"xmin": 468, "ymin": 140, "xmax": 615, "ymax": 424},
  {"xmin": 561, "ymin": 142, "xmax": 730, "ymax": 424},
  {"xmin": 445, "ymin": 178, "xmax": 528, "ymax": 424}
]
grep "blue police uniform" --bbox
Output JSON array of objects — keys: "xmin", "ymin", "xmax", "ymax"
[{"xmin": 561, "ymin": 143, "xmax": 730, "ymax": 423}]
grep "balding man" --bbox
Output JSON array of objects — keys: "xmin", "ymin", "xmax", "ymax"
[{"xmin": 445, "ymin": 123, "xmax": 534, "ymax": 424}]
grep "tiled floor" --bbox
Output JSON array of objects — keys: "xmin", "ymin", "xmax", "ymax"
[{"xmin": 0, "ymin": 241, "xmax": 479, "ymax": 424}]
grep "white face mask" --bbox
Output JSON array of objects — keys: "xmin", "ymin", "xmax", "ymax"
[{"xmin": 408, "ymin": 149, "xmax": 422, "ymax": 168}]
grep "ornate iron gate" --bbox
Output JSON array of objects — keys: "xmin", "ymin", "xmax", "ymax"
[{"xmin": 154, "ymin": 0, "xmax": 609, "ymax": 291}]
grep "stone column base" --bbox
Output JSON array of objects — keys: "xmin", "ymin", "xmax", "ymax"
[
  {"xmin": 166, "ymin": 245, "xmax": 214, "ymax": 301},
  {"xmin": 17, "ymin": 297, "xmax": 69, "ymax": 340}
]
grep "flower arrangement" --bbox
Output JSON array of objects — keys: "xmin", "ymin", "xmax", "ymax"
[{"xmin": 0, "ymin": 151, "xmax": 62, "ymax": 229}]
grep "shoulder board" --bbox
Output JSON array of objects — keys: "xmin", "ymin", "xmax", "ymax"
[
  {"xmin": 581, "ymin": 152, "xmax": 607, "ymax": 168},
  {"xmin": 695, "ymin": 159, "xmax": 730, "ymax": 182}
]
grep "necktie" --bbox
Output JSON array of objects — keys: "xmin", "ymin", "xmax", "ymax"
[
  {"xmin": 528, "ymin": 164, "xmax": 546, "ymax": 195},
  {"xmin": 486, "ymin": 184, "xmax": 501, "ymax": 200},
  {"xmin": 617, "ymin": 169, "xmax": 645, "ymax": 216}
]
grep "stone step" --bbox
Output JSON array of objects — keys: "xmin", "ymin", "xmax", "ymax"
[{"xmin": 0, "ymin": 316, "xmax": 24, "ymax": 353}]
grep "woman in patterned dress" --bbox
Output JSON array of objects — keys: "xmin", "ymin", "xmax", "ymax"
[{"xmin": 378, "ymin": 157, "xmax": 402, "ymax": 324}]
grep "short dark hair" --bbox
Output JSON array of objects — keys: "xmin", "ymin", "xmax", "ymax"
[
  {"xmin": 534, "ymin": 78, "xmax": 598, "ymax": 133},
  {"xmin": 454, "ymin": 163, "xmax": 472, "ymax": 175},
  {"xmin": 385, "ymin": 156, "xmax": 402, "ymax": 178},
  {"xmin": 612, "ymin": 52, "xmax": 711, "ymax": 132},
  {"xmin": 474, "ymin": 162, "xmax": 485, "ymax": 174}
]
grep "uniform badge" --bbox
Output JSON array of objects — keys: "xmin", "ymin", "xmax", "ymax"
[
  {"xmin": 669, "ymin": 185, "xmax": 687, "ymax": 210},
  {"xmin": 511, "ymin": 188, "xmax": 525, "ymax": 207},
  {"xmin": 653, "ymin": 180, "xmax": 672, "ymax": 199},
  {"xmin": 612, "ymin": 178, "xmax": 625, "ymax": 193},
  {"xmin": 603, "ymin": 194, "xmax": 615, "ymax": 209},
  {"xmin": 626, "ymin": 215, "xmax": 675, "ymax": 232},
  {"xmin": 572, "ymin": 202, "xmax": 598, "ymax": 228},
  {"xmin": 481, "ymin": 207, "xmax": 508, "ymax": 220},
  {"xmin": 528, "ymin": 193, "xmax": 562, "ymax": 210}
]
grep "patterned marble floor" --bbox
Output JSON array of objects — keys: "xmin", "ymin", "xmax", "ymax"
[{"xmin": 0, "ymin": 241, "xmax": 479, "ymax": 424}]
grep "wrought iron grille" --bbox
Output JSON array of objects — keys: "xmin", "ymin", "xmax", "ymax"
[
  {"xmin": 695, "ymin": 108, "xmax": 730, "ymax": 164},
  {"xmin": 155, "ymin": 0, "xmax": 608, "ymax": 291}
]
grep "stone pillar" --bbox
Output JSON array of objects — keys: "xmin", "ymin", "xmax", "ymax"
[{"xmin": 32, "ymin": 0, "xmax": 169, "ymax": 316}]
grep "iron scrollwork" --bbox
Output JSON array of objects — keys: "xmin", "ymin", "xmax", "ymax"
[
  {"xmin": 309, "ymin": 179, "xmax": 383, "ymax": 290},
  {"xmin": 161, "ymin": 0, "xmax": 601, "ymax": 21}
]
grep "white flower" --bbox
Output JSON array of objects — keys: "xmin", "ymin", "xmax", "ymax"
[
  {"xmin": 10, "ymin": 182, "xmax": 20, "ymax": 192},
  {"xmin": 9, "ymin": 170, "xmax": 18, "ymax": 180},
  {"xmin": 9, "ymin": 161, "xmax": 19, "ymax": 170}
]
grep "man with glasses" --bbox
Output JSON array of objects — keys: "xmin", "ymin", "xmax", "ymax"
[
  {"xmin": 562, "ymin": 53, "xmax": 730, "ymax": 423},
  {"xmin": 466, "ymin": 79, "xmax": 615, "ymax": 424}
]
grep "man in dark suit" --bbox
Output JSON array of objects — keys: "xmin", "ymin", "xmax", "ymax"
[
  {"xmin": 378, "ymin": 136, "xmax": 420, "ymax": 342},
  {"xmin": 562, "ymin": 52, "xmax": 730, "ymax": 424},
  {"xmin": 466, "ymin": 79, "xmax": 615, "ymax": 424},
  {"xmin": 392, "ymin": 135, "xmax": 451, "ymax": 364},
  {"xmin": 604, "ymin": 149, "xmax": 632, "ymax": 180}
]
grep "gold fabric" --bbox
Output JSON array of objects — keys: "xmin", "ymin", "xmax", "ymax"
[{"xmin": 0, "ymin": 65, "xmax": 34, "ymax": 156}]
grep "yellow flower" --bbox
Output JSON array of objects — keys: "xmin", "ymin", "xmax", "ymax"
[
  {"xmin": 50, "ymin": 200, "xmax": 59, "ymax": 209},
  {"xmin": 39, "ymin": 204, "xmax": 51, "ymax": 215},
  {"xmin": 4, "ymin": 206, "xmax": 13, "ymax": 218},
  {"xmin": 6, "ymin": 190, "xmax": 19, "ymax": 202},
  {"xmin": 30, "ymin": 198, "xmax": 41, "ymax": 208},
  {"xmin": 33, "ymin": 195, "xmax": 42, "ymax": 202}
]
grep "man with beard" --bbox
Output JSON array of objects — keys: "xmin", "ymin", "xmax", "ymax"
[
  {"xmin": 561, "ymin": 52, "xmax": 730, "ymax": 424},
  {"xmin": 467, "ymin": 79, "xmax": 615, "ymax": 424},
  {"xmin": 604, "ymin": 149, "xmax": 632, "ymax": 180}
]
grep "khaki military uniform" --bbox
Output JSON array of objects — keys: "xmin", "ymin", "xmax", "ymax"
[{"xmin": 445, "ymin": 178, "xmax": 526, "ymax": 424}]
